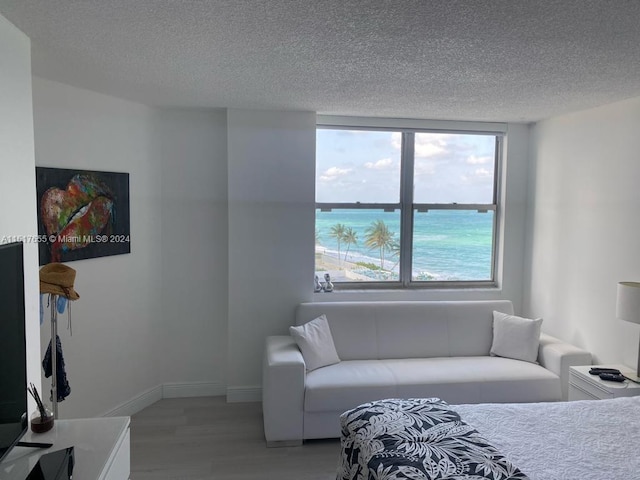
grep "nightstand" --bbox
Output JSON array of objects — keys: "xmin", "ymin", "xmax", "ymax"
[{"xmin": 568, "ymin": 365, "xmax": 640, "ymax": 401}]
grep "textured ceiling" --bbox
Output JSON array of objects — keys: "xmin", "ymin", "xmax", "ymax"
[{"xmin": 2, "ymin": 0, "xmax": 640, "ymax": 122}]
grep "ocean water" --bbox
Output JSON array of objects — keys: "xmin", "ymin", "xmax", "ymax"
[{"xmin": 316, "ymin": 209, "xmax": 494, "ymax": 281}]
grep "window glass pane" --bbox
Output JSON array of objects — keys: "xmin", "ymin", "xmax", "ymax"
[
  {"xmin": 412, "ymin": 210, "xmax": 494, "ymax": 281},
  {"xmin": 413, "ymin": 133, "xmax": 496, "ymax": 204},
  {"xmin": 316, "ymin": 129, "xmax": 401, "ymax": 203},
  {"xmin": 315, "ymin": 209, "xmax": 401, "ymax": 283}
]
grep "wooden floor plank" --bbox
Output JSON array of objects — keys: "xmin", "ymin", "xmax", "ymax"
[{"xmin": 130, "ymin": 396, "xmax": 340, "ymax": 479}]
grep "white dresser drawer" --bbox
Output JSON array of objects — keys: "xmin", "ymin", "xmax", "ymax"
[
  {"xmin": 568, "ymin": 381, "xmax": 604, "ymax": 401},
  {"xmin": 569, "ymin": 373, "xmax": 614, "ymax": 400}
]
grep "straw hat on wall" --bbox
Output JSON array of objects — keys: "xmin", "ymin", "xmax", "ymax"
[{"xmin": 39, "ymin": 263, "xmax": 80, "ymax": 300}]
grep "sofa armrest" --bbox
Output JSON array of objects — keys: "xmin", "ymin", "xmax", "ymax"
[
  {"xmin": 262, "ymin": 335, "xmax": 306, "ymax": 446},
  {"xmin": 538, "ymin": 332, "xmax": 592, "ymax": 400}
]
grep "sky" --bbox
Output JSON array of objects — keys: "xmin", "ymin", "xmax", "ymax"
[{"xmin": 316, "ymin": 129, "xmax": 496, "ymax": 204}]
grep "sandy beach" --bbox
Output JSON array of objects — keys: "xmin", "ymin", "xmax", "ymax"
[{"xmin": 315, "ymin": 247, "xmax": 391, "ymax": 282}]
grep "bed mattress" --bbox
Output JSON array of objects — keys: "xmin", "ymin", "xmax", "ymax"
[{"xmin": 453, "ymin": 396, "xmax": 640, "ymax": 480}]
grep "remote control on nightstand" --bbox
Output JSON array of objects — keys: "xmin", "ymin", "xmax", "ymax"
[
  {"xmin": 599, "ymin": 373, "xmax": 626, "ymax": 382},
  {"xmin": 589, "ymin": 367, "xmax": 621, "ymax": 375}
]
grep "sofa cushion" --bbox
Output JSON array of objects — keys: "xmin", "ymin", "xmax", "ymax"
[
  {"xmin": 490, "ymin": 311, "xmax": 543, "ymax": 363},
  {"xmin": 289, "ymin": 314, "xmax": 340, "ymax": 371},
  {"xmin": 304, "ymin": 360, "xmax": 397, "ymax": 412},
  {"xmin": 296, "ymin": 300, "xmax": 515, "ymax": 360},
  {"xmin": 304, "ymin": 357, "xmax": 560, "ymax": 413},
  {"xmin": 388, "ymin": 357, "xmax": 560, "ymax": 403}
]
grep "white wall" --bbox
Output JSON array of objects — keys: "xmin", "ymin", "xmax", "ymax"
[
  {"xmin": 0, "ymin": 14, "xmax": 40, "ymax": 413},
  {"xmin": 32, "ymin": 77, "xmax": 164, "ymax": 417},
  {"xmin": 525, "ymin": 96, "xmax": 640, "ymax": 370},
  {"xmin": 158, "ymin": 109, "xmax": 228, "ymax": 395},
  {"xmin": 226, "ymin": 109, "xmax": 316, "ymax": 399},
  {"xmin": 32, "ymin": 78, "xmax": 229, "ymax": 416}
]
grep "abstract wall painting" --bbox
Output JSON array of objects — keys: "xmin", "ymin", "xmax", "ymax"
[{"xmin": 36, "ymin": 167, "xmax": 130, "ymax": 265}]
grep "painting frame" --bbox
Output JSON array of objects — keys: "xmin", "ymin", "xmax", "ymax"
[{"xmin": 36, "ymin": 167, "xmax": 131, "ymax": 265}]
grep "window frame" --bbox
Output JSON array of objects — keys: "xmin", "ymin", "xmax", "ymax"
[{"xmin": 315, "ymin": 117, "xmax": 505, "ymax": 290}]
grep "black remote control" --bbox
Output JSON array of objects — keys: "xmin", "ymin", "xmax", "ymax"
[
  {"xmin": 17, "ymin": 441, "xmax": 53, "ymax": 449},
  {"xmin": 599, "ymin": 373, "xmax": 625, "ymax": 382},
  {"xmin": 589, "ymin": 368, "xmax": 621, "ymax": 375}
]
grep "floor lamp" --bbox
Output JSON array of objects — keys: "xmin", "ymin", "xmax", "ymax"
[{"xmin": 616, "ymin": 281, "xmax": 640, "ymax": 383}]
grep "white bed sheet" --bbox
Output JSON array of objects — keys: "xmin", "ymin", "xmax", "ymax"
[{"xmin": 453, "ymin": 396, "xmax": 640, "ymax": 480}]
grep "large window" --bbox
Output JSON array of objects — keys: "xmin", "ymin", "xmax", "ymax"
[{"xmin": 315, "ymin": 124, "xmax": 502, "ymax": 288}]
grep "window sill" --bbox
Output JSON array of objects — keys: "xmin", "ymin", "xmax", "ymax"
[{"xmin": 311, "ymin": 285, "xmax": 503, "ymax": 302}]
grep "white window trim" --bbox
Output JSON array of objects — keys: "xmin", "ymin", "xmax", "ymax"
[
  {"xmin": 315, "ymin": 118, "xmax": 505, "ymax": 290},
  {"xmin": 317, "ymin": 115, "xmax": 507, "ymax": 135}
]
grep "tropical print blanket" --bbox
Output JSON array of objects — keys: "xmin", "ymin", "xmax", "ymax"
[{"xmin": 337, "ymin": 398, "xmax": 529, "ymax": 480}]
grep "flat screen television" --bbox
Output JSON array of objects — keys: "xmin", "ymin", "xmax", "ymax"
[{"xmin": 0, "ymin": 242, "xmax": 28, "ymax": 463}]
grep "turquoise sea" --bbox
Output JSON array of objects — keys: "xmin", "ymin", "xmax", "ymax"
[{"xmin": 316, "ymin": 209, "xmax": 494, "ymax": 281}]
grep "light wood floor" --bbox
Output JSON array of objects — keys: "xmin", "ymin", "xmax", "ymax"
[{"xmin": 130, "ymin": 396, "xmax": 340, "ymax": 479}]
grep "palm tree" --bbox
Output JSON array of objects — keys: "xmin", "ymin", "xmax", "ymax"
[
  {"xmin": 365, "ymin": 220, "xmax": 395, "ymax": 270},
  {"xmin": 342, "ymin": 227, "xmax": 358, "ymax": 261},
  {"xmin": 329, "ymin": 223, "xmax": 346, "ymax": 262},
  {"xmin": 388, "ymin": 239, "xmax": 401, "ymax": 273}
]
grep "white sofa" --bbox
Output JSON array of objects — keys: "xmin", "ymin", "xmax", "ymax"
[{"xmin": 262, "ymin": 300, "xmax": 591, "ymax": 446}]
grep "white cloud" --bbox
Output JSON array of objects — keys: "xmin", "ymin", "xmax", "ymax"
[
  {"xmin": 416, "ymin": 132, "xmax": 454, "ymax": 159},
  {"xmin": 415, "ymin": 143, "xmax": 443, "ymax": 157},
  {"xmin": 391, "ymin": 132, "xmax": 455, "ymax": 158},
  {"xmin": 460, "ymin": 168, "xmax": 493, "ymax": 184},
  {"xmin": 364, "ymin": 157, "xmax": 395, "ymax": 170},
  {"xmin": 467, "ymin": 155, "xmax": 491, "ymax": 165},
  {"xmin": 474, "ymin": 168, "xmax": 492, "ymax": 178},
  {"xmin": 391, "ymin": 132, "xmax": 402, "ymax": 150},
  {"xmin": 319, "ymin": 166, "xmax": 352, "ymax": 181}
]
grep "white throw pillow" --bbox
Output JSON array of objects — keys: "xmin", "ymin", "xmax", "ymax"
[
  {"xmin": 490, "ymin": 311, "xmax": 543, "ymax": 363},
  {"xmin": 289, "ymin": 314, "xmax": 341, "ymax": 371}
]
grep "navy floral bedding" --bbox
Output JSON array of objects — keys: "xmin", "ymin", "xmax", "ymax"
[{"xmin": 337, "ymin": 398, "xmax": 529, "ymax": 480}]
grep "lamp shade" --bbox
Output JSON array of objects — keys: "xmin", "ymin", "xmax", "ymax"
[{"xmin": 616, "ymin": 282, "xmax": 640, "ymax": 325}]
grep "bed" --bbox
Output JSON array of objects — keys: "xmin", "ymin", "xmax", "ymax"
[{"xmin": 338, "ymin": 397, "xmax": 640, "ymax": 480}]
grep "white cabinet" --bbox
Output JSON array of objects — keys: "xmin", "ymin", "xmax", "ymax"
[
  {"xmin": 0, "ymin": 417, "xmax": 130, "ymax": 479},
  {"xmin": 568, "ymin": 365, "xmax": 640, "ymax": 401}
]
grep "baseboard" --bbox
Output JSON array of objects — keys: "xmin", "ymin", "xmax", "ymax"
[
  {"xmin": 226, "ymin": 385, "xmax": 262, "ymax": 403},
  {"xmin": 102, "ymin": 384, "xmax": 164, "ymax": 417},
  {"xmin": 163, "ymin": 381, "xmax": 226, "ymax": 398},
  {"xmin": 101, "ymin": 381, "xmax": 226, "ymax": 417}
]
